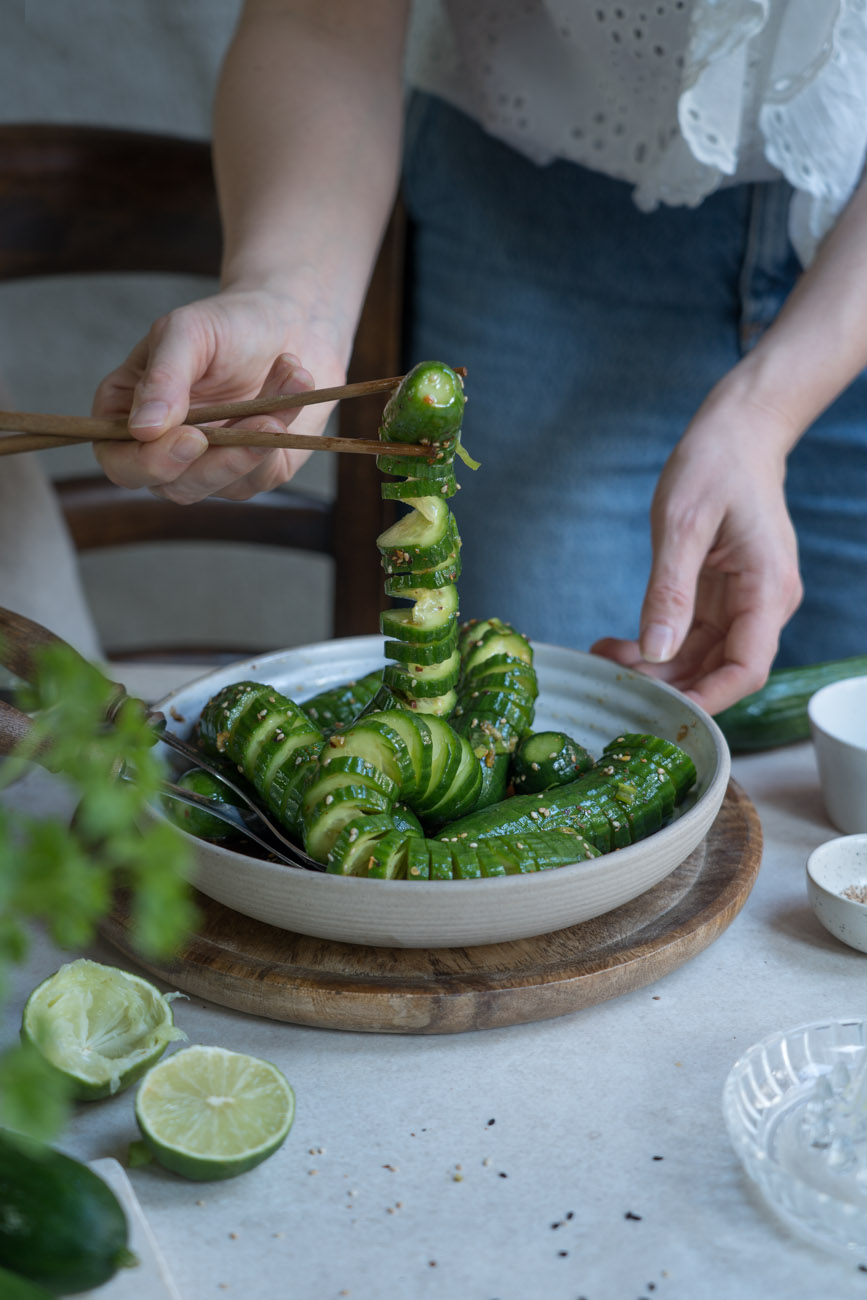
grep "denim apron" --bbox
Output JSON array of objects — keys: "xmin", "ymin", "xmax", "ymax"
[{"xmin": 402, "ymin": 91, "xmax": 867, "ymax": 668}]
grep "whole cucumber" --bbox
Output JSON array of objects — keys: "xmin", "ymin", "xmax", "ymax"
[
  {"xmin": 0, "ymin": 1132, "xmax": 137, "ymax": 1294},
  {"xmin": 714, "ymin": 655, "xmax": 867, "ymax": 752}
]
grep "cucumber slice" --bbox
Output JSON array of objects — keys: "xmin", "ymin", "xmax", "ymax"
[
  {"xmin": 390, "ymin": 803, "xmax": 425, "ymax": 837},
  {"xmin": 410, "ymin": 689, "xmax": 459, "ymax": 717},
  {"xmin": 511, "ymin": 731, "xmax": 595, "ymax": 793},
  {"xmin": 369, "ymin": 709, "xmax": 434, "ymax": 800},
  {"xmin": 377, "ymin": 498, "xmax": 455, "ymax": 571},
  {"xmin": 326, "ymin": 813, "xmax": 395, "ymax": 876},
  {"xmin": 406, "ymin": 837, "xmax": 431, "ymax": 881},
  {"xmin": 320, "ymin": 717, "xmax": 416, "ymax": 792},
  {"xmin": 303, "ymin": 784, "xmax": 395, "ymax": 862},
  {"xmin": 381, "ymin": 474, "xmax": 458, "ymax": 501},
  {"xmin": 377, "ymin": 451, "xmax": 456, "ymax": 480},
  {"xmin": 379, "ymin": 359, "xmax": 466, "ymax": 444},
  {"xmin": 385, "ymin": 551, "xmax": 462, "ymax": 593},
  {"xmin": 300, "ymin": 670, "xmax": 383, "ymax": 734},
  {"xmin": 380, "ymin": 584, "xmax": 459, "ymax": 644},
  {"xmin": 384, "ymin": 648, "xmax": 462, "ymax": 700},
  {"xmin": 427, "ymin": 838, "xmax": 454, "ymax": 880},
  {"xmin": 463, "ymin": 630, "xmax": 532, "ymax": 673},
  {"xmin": 412, "ymin": 714, "xmax": 463, "ymax": 815},
  {"xmin": 450, "ymin": 842, "xmax": 483, "ymax": 879},
  {"xmin": 384, "ymin": 623, "xmax": 458, "ymax": 666},
  {"xmin": 364, "ymin": 829, "xmax": 411, "ymax": 879},
  {"xmin": 418, "ymin": 735, "xmax": 483, "ymax": 828}
]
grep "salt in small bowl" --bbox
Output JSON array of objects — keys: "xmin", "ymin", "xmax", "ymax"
[{"xmin": 807, "ymin": 834, "xmax": 867, "ymax": 954}]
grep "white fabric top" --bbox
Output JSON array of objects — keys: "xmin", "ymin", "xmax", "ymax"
[{"xmin": 405, "ymin": 0, "xmax": 867, "ymax": 265}]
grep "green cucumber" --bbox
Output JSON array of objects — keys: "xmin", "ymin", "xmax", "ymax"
[
  {"xmin": 377, "ymin": 452, "xmax": 456, "ymax": 481},
  {"xmin": 364, "ymin": 829, "xmax": 412, "ymax": 879},
  {"xmin": 384, "ymin": 623, "xmax": 458, "ymax": 666},
  {"xmin": 385, "ymin": 552, "xmax": 462, "ymax": 594},
  {"xmin": 380, "ymin": 359, "xmax": 465, "ymax": 444},
  {"xmin": 438, "ymin": 734, "xmax": 695, "ymax": 847},
  {"xmin": 0, "ymin": 1132, "xmax": 137, "ymax": 1294},
  {"xmin": 380, "ymin": 584, "xmax": 459, "ymax": 644},
  {"xmin": 713, "ymin": 654, "xmax": 867, "ymax": 752},
  {"xmin": 160, "ymin": 767, "xmax": 247, "ymax": 843},
  {"xmin": 417, "ymin": 733, "xmax": 483, "ymax": 829},
  {"xmin": 300, "ymin": 670, "xmax": 383, "ymax": 734},
  {"xmin": 405, "ymin": 837, "xmax": 431, "ymax": 881},
  {"xmin": 377, "ymin": 498, "xmax": 457, "ymax": 572},
  {"xmin": 0, "ymin": 1265, "xmax": 55, "ymax": 1299},
  {"xmin": 383, "ymin": 649, "xmax": 462, "ymax": 699},
  {"xmin": 303, "ymin": 784, "xmax": 395, "ymax": 862},
  {"xmin": 326, "ymin": 813, "xmax": 396, "ymax": 876},
  {"xmin": 511, "ymin": 731, "xmax": 595, "ymax": 793},
  {"xmin": 319, "ymin": 716, "xmax": 416, "ymax": 790},
  {"xmin": 381, "ymin": 473, "xmax": 457, "ymax": 501},
  {"xmin": 367, "ymin": 709, "xmax": 434, "ymax": 800}
]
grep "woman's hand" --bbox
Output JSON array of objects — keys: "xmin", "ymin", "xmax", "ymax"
[
  {"xmin": 92, "ymin": 287, "xmax": 346, "ymax": 503},
  {"xmin": 592, "ymin": 386, "xmax": 803, "ymax": 716}
]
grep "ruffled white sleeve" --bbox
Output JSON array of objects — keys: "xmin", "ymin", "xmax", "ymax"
[{"xmin": 634, "ymin": 0, "xmax": 867, "ymax": 265}]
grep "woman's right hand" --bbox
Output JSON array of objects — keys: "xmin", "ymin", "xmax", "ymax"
[{"xmin": 91, "ymin": 286, "xmax": 348, "ymax": 504}]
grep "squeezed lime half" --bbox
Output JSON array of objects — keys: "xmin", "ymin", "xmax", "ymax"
[
  {"xmin": 21, "ymin": 958, "xmax": 185, "ymax": 1101},
  {"xmin": 134, "ymin": 1044, "xmax": 295, "ymax": 1181}
]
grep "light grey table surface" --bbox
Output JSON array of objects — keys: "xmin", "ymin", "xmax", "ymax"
[{"xmin": 3, "ymin": 664, "xmax": 866, "ymax": 1300}]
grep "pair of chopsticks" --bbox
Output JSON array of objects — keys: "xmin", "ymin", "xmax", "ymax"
[{"xmin": 0, "ymin": 374, "xmax": 429, "ymax": 458}]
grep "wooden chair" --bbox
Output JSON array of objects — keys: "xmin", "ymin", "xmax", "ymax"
[{"xmin": 0, "ymin": 123, "xmax": 403, "ymax": 659}]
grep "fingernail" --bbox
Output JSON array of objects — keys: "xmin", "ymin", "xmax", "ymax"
[
  {"xmin": 172, "ymin": 430, "xmax": 208, "ymax": 463},
  {"xmin": 642, "ymin": 623, "xmax": 675, "ymax": 663},
  {"xmin": 129, "ymin": 400, "xmax": 170, "ymax": 431}
]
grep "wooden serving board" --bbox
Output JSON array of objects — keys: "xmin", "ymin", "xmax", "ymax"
[{"xmin": 100, "ymin": 779, "xmax": 761, "ymax": 1035}]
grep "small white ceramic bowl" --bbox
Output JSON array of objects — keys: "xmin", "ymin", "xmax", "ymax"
[
  {"xmin": 808, "ymin": 677, "xmax": 867, "ymax": 835},
  {"xmin": 806, "ymin": 835, "xmax": 867, "ymax": 954}
]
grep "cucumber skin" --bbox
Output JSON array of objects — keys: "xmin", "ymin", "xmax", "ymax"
[
  {"xmin": 0, "ymin": 1134, "xmax": 134, "ymax": 1294},
  {"xmin": 714, "ymin": 655, "xmax": 867, "ymax": 752},
  {"xmin": 380, "ymin": 360, "xmax": 465, "ymax": 444}
]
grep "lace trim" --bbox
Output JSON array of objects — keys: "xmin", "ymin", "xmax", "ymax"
[{"xmin": 636, "ymin": 0, "xmax": 867, "ymax": 263}]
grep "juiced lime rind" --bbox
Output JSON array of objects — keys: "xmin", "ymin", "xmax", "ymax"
[
  {"xmin": 20, "ymin": 958, "xmax": 186, "ymax": 1101},
  {"xmin": 134, "ymin": 1044, "xmax": 295, "ymax": 1182}
]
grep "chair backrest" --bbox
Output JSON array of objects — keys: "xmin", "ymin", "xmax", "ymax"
[{"xmin": 0, "ymin": 123, "xmax": 403, "ymax": 654}]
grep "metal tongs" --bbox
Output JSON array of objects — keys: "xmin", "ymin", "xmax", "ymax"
[{"xmin": 0, "ymin": 607, "xmax": 323, "ymax": 871}]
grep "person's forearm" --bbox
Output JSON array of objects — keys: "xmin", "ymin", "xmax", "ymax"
[
  {"xmin": 718, "ymin": 171, "xmax": 867, "ymax": 450},
  {"xmin": 213, "ymin": 0, "xmax": 410, "ymax": 361}
]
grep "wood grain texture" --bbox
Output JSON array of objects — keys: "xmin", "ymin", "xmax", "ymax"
[{"xmin": 99, "ymin": 779, "xmax": 762, "ymax": 1035}]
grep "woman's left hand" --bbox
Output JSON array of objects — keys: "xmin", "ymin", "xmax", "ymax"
[{"xmin": 591, "ymin": 386, "xmax": 803, "ymax": 716}]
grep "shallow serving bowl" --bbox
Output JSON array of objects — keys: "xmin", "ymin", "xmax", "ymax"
[{"xmin": 151, "ymin": 636, "xmax": 730, "ymax": 948}]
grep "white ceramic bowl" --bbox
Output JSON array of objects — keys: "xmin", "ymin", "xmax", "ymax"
[
  {"xmin": 808, "ymin": 676, "xmax": 867, "ymax": 834},
  {"xmin": 723, "ymin": 1018, "xmax": 867, "ymax": 1255},
  {"xmin": 806, "ymin": 835, "xmax": 867, "ymax": 954},
  {"xmin": 151, "ymin": 636, "xmax": 730, "ymax": 948}
]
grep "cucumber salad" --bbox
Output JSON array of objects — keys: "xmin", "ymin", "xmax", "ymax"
[{"xmin": 171, "ymin": 361, "xmax": 696, "ymax": 881}]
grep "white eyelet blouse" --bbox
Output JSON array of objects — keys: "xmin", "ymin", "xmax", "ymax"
[{"xmin": 405, "ymin": 0, "xmax": 867, "ymax": 265}]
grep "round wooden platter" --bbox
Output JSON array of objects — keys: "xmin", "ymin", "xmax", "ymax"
[{"xmin": 100, "ymin": 779, "xmax": 761, "ymax": 1035}]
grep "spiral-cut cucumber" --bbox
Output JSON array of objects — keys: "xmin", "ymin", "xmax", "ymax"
[{"xmin": 192, "ymin": 364, "xmax": 697, "ymax": 880}]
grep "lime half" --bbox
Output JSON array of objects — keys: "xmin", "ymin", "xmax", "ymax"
[
  {"xmin": 134, "ymin": 1045, "xmax": 295, "ymax": 1181},
  {"xmin": 21, "ymin": 958, "xmax": 185, "ymax": 1101}
]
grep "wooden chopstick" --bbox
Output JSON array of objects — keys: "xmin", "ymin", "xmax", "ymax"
[{"xmin": 0, "ymin": 374, "xmax": 429, "ymax": 458}]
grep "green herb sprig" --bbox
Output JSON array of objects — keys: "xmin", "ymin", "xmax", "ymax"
[{"xmin": 0, "ymin": 644, "xmax": 194, "ymax": 1139}]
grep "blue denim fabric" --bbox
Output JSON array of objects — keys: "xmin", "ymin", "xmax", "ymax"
[{"xmin": 401, "ymin": 91, "xmax": 867, "ymax": 668}]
